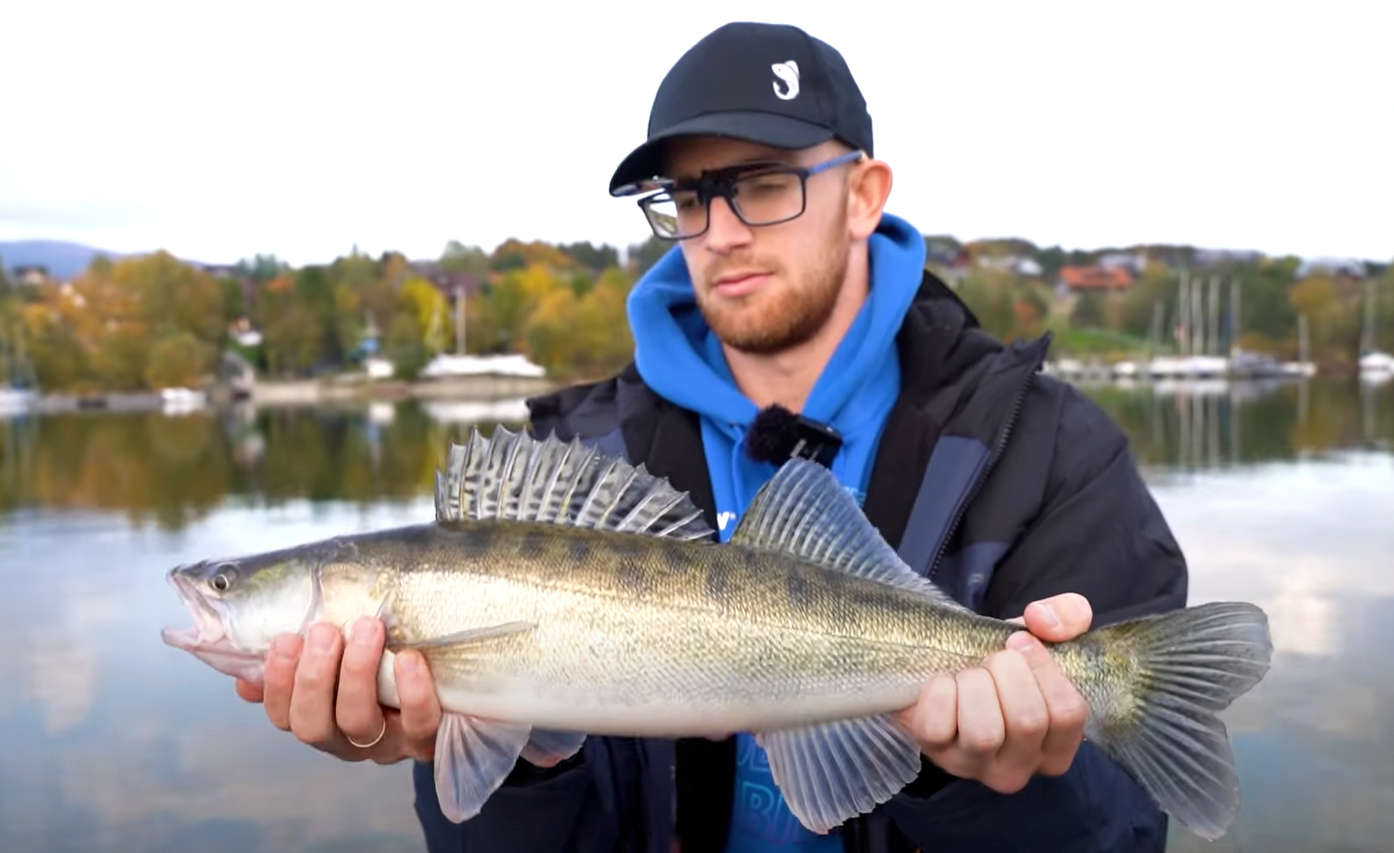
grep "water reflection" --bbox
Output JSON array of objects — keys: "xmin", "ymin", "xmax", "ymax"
[
  {"xmin": 1079, "ymin": 377, "xmax": 1394, "ymax": 471},
  {"xmin": 0, "ymin": 381, "xmax": 1391, "ymax": 851},
  {"xmin": 0, "ymin": 401, "xmax": 529, "ymax": 529},
  {"xmin": 2, "ymin": 381, "xmax": 1390, "ymax": 528}
]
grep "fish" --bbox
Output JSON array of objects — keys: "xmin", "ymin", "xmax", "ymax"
[{"xmin": 162, "ymin": 427, "xmax": 1272, "ymax": 839}]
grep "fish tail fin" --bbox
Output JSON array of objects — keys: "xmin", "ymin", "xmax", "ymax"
[{"xmin": 1079, "ymin": 601, "xmax": 1272, "ymax": 840}]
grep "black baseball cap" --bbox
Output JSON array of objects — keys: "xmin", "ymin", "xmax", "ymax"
[{"xmin": 609, "ymin": 22, "xmax": 873, "ymax": 196}]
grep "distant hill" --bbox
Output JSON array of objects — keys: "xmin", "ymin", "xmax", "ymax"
[{"xmin": 0, "ymin": 240, "xmax": 131, "ymax": 281}]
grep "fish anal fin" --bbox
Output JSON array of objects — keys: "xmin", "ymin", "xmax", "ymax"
[
  {"xmin": 756, "ymin": 713, "xmax": 921, "ymax": 834},
  {"xmin": 433, "ymin": 713, "xmax": 531, "ymax": 822},
  {"xmin": 731, "ymin": 459, "xmax": 968, "ymax": 610}
]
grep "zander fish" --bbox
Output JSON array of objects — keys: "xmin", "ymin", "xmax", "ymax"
[{"xmin": 162, "ymin": 428, "xmax": 1272, "ymax": 838}]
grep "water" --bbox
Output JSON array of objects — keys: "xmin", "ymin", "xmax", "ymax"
[{"xmin": 1, "ymin": 379, "xmax": 1391, "ymax": 851}]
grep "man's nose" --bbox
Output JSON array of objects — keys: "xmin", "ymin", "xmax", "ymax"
[{"xmin": 702, "ymin": 196, "xmax": 752, "ymax": 253}]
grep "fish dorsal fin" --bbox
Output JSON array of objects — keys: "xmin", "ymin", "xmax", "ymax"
[
  {"xmin": 434, "ymin": 427, "xmax": 714, "ymax": 541},
  {"xmin": 730, "ymin": 459, "xmax": 968, "ymax": 610}
]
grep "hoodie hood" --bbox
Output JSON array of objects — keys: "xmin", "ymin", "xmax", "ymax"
[
  {"xmin": 628, "ymin": 212, "xmax": 927, "ymax": 536},
  {"xmin": 628, "ymin": 212, "xmax": 925, "ymax": 427}
]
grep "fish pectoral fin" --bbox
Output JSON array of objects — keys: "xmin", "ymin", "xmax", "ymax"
[
  {"xmin": 521, "ymin": 728, "xmax": 586, "ymax": 768},
  {"xmin": 396, "ymin": 620, "xmax": 537, "ymax": 650},
  {"xmin": 756, "ymin": 713, "xmax": 921, "ymax": 834},
  {"xmin": 433, "ymin": 713, "xmax": 531, "ymax": 823}
]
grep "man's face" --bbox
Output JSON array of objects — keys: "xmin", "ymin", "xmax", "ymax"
[{"xmin": 663, "ymin": 136, "xmax": 855, "ymax": 355}]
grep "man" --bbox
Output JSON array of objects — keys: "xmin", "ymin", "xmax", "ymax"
[{"xmin": 237, "ymin": 21, "xmax": 1186, "ymax": 852}]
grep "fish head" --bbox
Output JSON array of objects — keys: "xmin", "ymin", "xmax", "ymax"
[{"xmin": 161, "ymin": 545, "xmax": 323, "ymax": 685}]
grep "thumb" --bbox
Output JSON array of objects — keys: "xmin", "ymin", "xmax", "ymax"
[{"xmin": 1021, "ymin": 593, "xmax": 1092, "ymax": 643}]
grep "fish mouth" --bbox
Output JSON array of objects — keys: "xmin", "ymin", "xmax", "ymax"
[{"xmin": 161, "ymin": 567, "xmax": 266, "ymax": 684}]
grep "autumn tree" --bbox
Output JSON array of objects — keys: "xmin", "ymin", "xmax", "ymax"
[
  {"xmin": 22, "ymin": 252, "xmax": 224, "ymax": 390},
  {"xmin": 386, "ymin": 277, "xmax": 449, "ymax": 378}
]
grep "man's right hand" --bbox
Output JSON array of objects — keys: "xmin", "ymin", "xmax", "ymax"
[{"xmin": 235, "ymin": 616, "xmax": 442, "ymax": 765}]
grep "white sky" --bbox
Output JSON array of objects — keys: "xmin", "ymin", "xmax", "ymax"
[{"xmin": 2, "ymin": 0, "xmax": 1390, "ymax": 266}]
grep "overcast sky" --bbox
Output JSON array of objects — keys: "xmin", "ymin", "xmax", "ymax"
[{"xmin": 2, "ymin": 1, "xmax": 1390, "ymax": 266}]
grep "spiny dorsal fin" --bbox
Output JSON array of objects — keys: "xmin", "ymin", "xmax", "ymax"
[
  {"xmin": 730, "ymin": 459, "xmax": 968, "ymax": 610},
  {"xmin": 434, "ymin": 427, "xmax": 713, "ymax": 541}
]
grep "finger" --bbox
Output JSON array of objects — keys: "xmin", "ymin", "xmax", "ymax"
[
  {"xmin": 1008, "ymin": 632, "xmax": 1088, "ymax": 775},
  {"xmin": 336, "ymin": 616, "xmax": 387, "ymax": 748},
  {"xmin": 395, "ymin": 649, "xmax": 443, "ymax": 761},
  {"xmin": 289, "ymin": 622, "xmax": 345, "ymax": 746},
  {"xmin": 952, "ymin": 667, "xmax": 1003, "ymax": 773},
  {"xmin": 1022, "ymin": 593, "xmax": 1092, "ymax": 643},
  {"xmin": 983, "ymin": 647, "xmax": 1049, "ymax": 791},
  {"xmin": 899, "ymin": 675, "xmax": 957, "ymax": 751},
  {"xmin": 235, "ymin": 678, "xmax": 264, "ymax": 703},
  {"xmin": 262, "ymin": 633, "xmax": 302, "ymax": 730}
]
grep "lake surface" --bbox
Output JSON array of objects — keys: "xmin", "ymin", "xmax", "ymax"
[{"xmin": 1, "ymin": 378, "xmax": 1390, "ymax": 851}]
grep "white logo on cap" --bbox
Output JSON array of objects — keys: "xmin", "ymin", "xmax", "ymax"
[{"xmin": 771, "ymin": 61, "xmax": 800, "ymax": 101}]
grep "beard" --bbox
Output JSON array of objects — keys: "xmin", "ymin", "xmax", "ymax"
[{"xmin": 695, "ymin": 222, "xmax": 849, "ymax": 355}]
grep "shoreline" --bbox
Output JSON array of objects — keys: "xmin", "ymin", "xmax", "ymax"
[{"xmin": 27, "ymin": 373, "xmax": 560, "ymax": 414}]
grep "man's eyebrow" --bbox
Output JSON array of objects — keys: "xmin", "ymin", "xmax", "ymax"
[{"xmin": 667, "ymin": 156, "xmax": 796, "ymax": 182}]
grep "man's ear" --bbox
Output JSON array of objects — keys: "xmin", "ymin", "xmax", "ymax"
[{"xmin": 846, "ymin": 158, "xmax": 893, "ymax": 241}]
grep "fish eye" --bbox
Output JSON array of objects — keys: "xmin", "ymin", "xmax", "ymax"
[{"xmin": 209, "ymin": 563, "xmax": 238, "ymax": 593}]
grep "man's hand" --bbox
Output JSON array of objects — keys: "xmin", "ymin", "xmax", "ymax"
[
  {"xmin": 234, "ymin": 616, "xmax": 442, "ymax": 765},
  {"xmin": 895, "ymin": 593, "xmax": 1092, "ymax": 794}
]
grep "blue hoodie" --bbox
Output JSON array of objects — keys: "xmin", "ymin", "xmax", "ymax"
[{"xmin": 626, "ymin": 213, "xmax": 927, "ymax": 850}]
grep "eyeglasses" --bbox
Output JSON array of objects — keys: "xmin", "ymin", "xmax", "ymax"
[{"xmin": 636, "ymin": 150, "xmax": 865, "ymax": 240}]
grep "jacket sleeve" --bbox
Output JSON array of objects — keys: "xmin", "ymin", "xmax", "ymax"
[
  {"xmin": 881, "ymin": 383, "xmax": 1182, "ymax": 851},
  {"xmin": 980, "ymin": 382, "xmax": 1188, "ymax": 624},
  {"xmin": 412, "ymin": 755, "xmax": 615, "ymax": 853}
]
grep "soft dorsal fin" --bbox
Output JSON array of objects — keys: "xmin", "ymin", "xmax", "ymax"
[
  {"xmin": 434, "ymin": 428, "xmax": 714, "ymax": 541},
  {"xmin": 730, "ymin": 459, "xmax": 968, "ymax": 610}
]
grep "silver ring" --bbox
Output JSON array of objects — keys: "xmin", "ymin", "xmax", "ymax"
[{"xmin": 346, "ymin": 718, "xmax": 387, "ymax": 749}]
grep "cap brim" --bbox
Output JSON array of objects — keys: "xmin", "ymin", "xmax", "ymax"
[{"xmin": 609, "ymin": 112, "xmax": 835, "ymax": 195}]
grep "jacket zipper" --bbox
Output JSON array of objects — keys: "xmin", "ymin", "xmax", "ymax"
[{"xmin": 927, "ymin": 366, "xmax": 1038, "ymax": 583}]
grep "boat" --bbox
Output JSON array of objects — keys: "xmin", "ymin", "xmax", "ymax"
[
  {"xmin": 0, "ymin": 387, "xmax": 37, "ymax": 415},
  {"xmin": 1360, "ymin": 351, "xmax": 1394, "ymax": 375}
]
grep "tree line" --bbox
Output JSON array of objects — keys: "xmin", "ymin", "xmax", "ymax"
[
  {"xmin": 0, "ymin": 236, "xmax": 673, "ymax": 392},
  {"xmin": 2, "ymin": 233, "xmax": 1389, "ymax": 393},
  {"xmin": 935, "ymin": 237, "xmax": 1393, "ymax": 369}
]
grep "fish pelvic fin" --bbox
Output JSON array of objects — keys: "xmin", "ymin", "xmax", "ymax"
[
  {"xmin": 1077, "ymin": 601, "xmax": 1272, "ymax": 840},
  {"xmin": 730, "ymin": 459, "xmax": 968, "ymax": 610},
  {"xmin": 757, "ymin": 713, "xmax": 922, "ymax": 834},
  {"xmin": 435, "ymin": 427, "xmax": 714, "ymax": 541}
]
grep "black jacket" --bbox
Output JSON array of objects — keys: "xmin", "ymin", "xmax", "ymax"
[{"xmin": 413, "ymin": 272, "xmax": 1186, "ymax": 852}]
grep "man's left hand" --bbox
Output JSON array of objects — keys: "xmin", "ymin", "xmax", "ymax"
[{"xmin": 894, "ymin": 592, "xmax": 1092, "ymax": 794}]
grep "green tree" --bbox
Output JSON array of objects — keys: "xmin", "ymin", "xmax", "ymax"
[
  {"xmin": 385, "ymin": 276, "xmax": 449, "ymax": 376},
  {"xmin": 627, "ymin": 235, "xmax": 672, "ymax": 276},
  {"xmin": 258, "ymin": 276, "xmax": 325, "ymax": 375},
  {"xmin": 385, "ymin": 313, "xmax": 430, "ymax": 379},
  {"xmin": 145, "ymin": 331, "xmax": 214, "ymax": 388},
  {"xmin": 25, "ymin": 314, "xmax": 89, "ymax": 390},
  {"xmin": 235, "ymin": 254, "xmax": 289, "ymax": 285},
  {"xmin": 439, "ymin": 241, "xmax": 489, "ymax": 277},
  {"xmin": 219, "ymin": 276, "xmax": 247, "ymax": 321},
  {"xmin": 559, "ymin": 241, "xmax": 619, "ymax": 272},
  {"xmin": 1071, "ymin": 291, "xmax": 1106, "ymax": 328}
]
